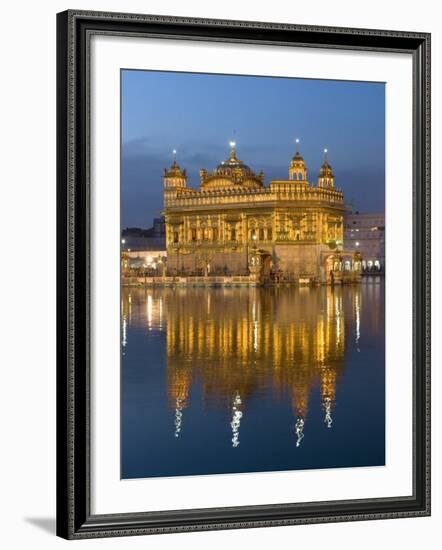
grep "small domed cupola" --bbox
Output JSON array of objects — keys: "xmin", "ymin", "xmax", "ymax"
[
  {"xmin": 289, "ymin": 140, "xmax": 308, "ymax": 181},
  {"xmin": 164, "ymin": 150, "xmax": 187, "ymax": 189},
  {"xmin": 318, "ymin": 149, "xmax": 335, "ymax": 189}
]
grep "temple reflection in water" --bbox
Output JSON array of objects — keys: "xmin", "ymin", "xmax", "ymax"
[
  {"xmin": 165, "ymin": 287, "xmax": 344, "ymax": 447},
  {"xmin": 121, "ymin": 283, "xmax": 385, "ymax": 478}
]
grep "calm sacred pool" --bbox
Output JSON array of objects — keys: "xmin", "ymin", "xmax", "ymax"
[{"xmin": 121, "ymin": 282, "xmax": 385, "ymax": 479}]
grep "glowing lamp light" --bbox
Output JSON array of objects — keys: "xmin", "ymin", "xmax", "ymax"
[
  {"xmin": 355, "ymin": 241, "xmax": 360, "ymax": 247},
  {"xmin": 229, "ymin": 140, "xmax": 236, "ymax": 148},
  {"xmin": 146, "ymin": 256, "xmax": 153, "ymax": 264}
]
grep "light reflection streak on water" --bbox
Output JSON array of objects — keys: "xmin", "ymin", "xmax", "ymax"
[
  {"xmin": 147, "ymin": 294, "xmax": 153, "ymax": 330},
  {"xmin": 174, "ymin": 398, "xmax": 184, "ymax": 438},
  {"xmin": 122, "ymin": 316, "xmax": 127, "ymax": 349},
  {"xmin": 121, "ymin": 284, "xmax": 381, "ymax": 448},
  {"xmin": 159, "ymin": 297, "xmax": 163, "ymax": 330},
  {"xmin": 230, "ymin": 393, "xmax": 243, "ymax": 448},
  {"xmin": 355, "ymin": 292, "xmax": 361, "ymax": 347},
  {"xmin": 252, "ymin": 301, "xmax": 258, "ymax": 353}
]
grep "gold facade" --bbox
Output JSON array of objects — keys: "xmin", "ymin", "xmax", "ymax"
[{"xmin": 163, "ymin": 143, "xmax": 350, "ymax": 282}]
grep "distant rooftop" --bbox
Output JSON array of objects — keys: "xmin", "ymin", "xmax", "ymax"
[{"xmin": 122, "ymin": 218, "xmax": 166, "ymax": 251}]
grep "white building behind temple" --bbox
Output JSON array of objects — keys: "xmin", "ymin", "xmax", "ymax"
[{"xmin": 344, "ymin": 211, "xmax": 385, "ymax": 274}]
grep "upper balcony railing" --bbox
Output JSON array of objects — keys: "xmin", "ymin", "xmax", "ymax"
[{"xmin": 164, "ymin": 185, "xmax": 344, "ymax": 209}]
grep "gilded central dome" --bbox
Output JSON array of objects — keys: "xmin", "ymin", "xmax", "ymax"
[{"xmin": 200, "ymin": 143, "xmax": 264, "ymax": 190}]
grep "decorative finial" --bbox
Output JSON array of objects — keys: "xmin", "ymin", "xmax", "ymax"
[
  {"xmin": 172, "ymin": 149, "xmax": 177, "ymax": 164},
  {"xmin": 324, "ymin": 147, "xmax": 328, "ymax": 157},
  {"xmin": 229, "ymin": 140, "xmax": 236, "ymax": 159}
]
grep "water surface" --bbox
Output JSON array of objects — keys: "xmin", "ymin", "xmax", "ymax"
[{"xmin": 121, "ymin": 282, "xmax": 385, "ymax": 479}]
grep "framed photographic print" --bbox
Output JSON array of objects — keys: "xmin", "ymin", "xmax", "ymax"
[{"xmin": 56, "ymin": 10, "xmax": 431, "ymax": 539}]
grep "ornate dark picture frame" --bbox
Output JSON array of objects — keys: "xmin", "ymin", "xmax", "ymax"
[{"xmin": 56, "ymin": 10, "xmax": 431, "ymax": 539}]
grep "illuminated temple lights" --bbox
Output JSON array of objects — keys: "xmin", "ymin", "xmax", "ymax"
[{"xmin": 163, "ymin": 141, "xmax": 362, "ymax": 285}]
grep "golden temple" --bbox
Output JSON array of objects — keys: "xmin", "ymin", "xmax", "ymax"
[{"xmin": 163, "ymin": 142, "xmax": 362, "ymax": 284}]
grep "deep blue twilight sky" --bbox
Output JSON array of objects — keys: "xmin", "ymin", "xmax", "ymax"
[{"xmin": 121, "ymin": 70, "xmax": 385, "ymax": 228}]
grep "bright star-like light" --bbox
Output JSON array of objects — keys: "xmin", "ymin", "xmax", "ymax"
[
  {"xmin": 173, "ymin": 149, "xmax": 177, "ymax": 154},
  {"xmin": 295, "ymin": 138, "xmax": 300, "ymax": 144},
  {"xmin": 229, "ymin": 140, "xmax": 236, "ymax": 148},
  {"xmin": 324, "ymin": 148, "xmax": 328, "ymax": 153}
]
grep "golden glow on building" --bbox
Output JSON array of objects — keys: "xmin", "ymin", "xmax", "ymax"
[{"xmin": 163, "ymin": 143, "xmax": 360, "ymax": 283}]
